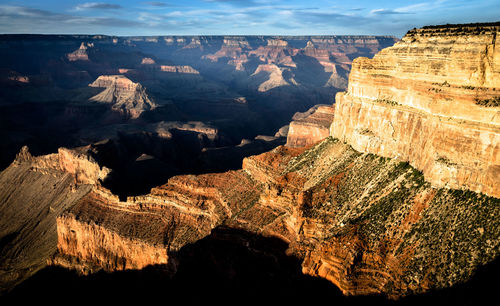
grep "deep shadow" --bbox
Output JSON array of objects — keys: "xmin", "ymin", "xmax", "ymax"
[
  {"xmin": 97, "ymin": 131, "xmax": 286, "ymax": 199},
  {"xmin": 3, "ymin": 226, "xmax": 498, "ymax": 305}
]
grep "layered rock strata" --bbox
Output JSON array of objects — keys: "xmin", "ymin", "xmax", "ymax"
[
  {"xmin": 250, "ymin": 64, "xmax": 293, "ymax": 92},
  {"xmin": 332, "ymin": 23, "xmax": 500, "ymax": 197},
  {"xmin": 158, "ymin": 65, "xmax": 199, "ymax": 74},
  {"xmin": 50, "ymin": 137, "xmax": 499, "ymax": 299},
  {"xmin": 287, "ymin": 105, "xmax": 335, "ymax": 147},
  {"xmin": 0, "ymin": 146, "xmax": 104, "ymax": 292},
  {"xmin": 89, "ymin": 75, "xmax": 157, "ymax": 119},
  {"xmin": 66, "ymin": 42, "xmax": 93, "ymax": 61}
]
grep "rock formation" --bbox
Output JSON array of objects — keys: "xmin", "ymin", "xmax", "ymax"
[
  {"xmin": 67, "ymin": 42, "xmax": 93, "ymax": 61},
  {"xmin": 0, "ymin": 146, "xmax": 105, "ymax": 291},
  {"xmin": 141, "ymin": 57, "xmax": 156, "ymax": 65},
  {"xmin": 204, "ymin": 37, "xmax": 251, "ymax": 70},
  {"xmin": 286, "ymin": 105, "xmax": 335, "ymax": 147},
  {"xmin": 249, "ymin": 40, "xmax": 295, "ymax": 67},
  {"xmin": 332, "ymin": 23, "xmax": 500, "ymax": 197},
  {"xmin": 250, "ymin": 64, "xmax": 293, "ymax": 92},
  {"xmin": 158, "ymin": 65, "xmax": 199, "ymax": 74},
  {"xmin": 89, "ymin": 75, "xmax": 157, "ymax": 119}
]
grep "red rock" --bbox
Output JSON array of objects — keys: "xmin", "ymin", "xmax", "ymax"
[{"xmin": 286, "ymin": 105, "xmax": 335, "ymax": 147}]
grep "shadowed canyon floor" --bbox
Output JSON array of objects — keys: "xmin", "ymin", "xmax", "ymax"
[{"xmin": 3, "ymin": 228, "xmax": 498, "ymax": 305}]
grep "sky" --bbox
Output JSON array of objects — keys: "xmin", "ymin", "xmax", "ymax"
[{"xmin": 0, "ymin": 0, "xmax": 499, "ymax": 37}]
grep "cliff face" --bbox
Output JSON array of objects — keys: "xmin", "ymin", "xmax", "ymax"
[
  {"xmin": 158, "ymin": 65, "xmax": 199, "ymax": 74},
  {"xmin": 0, "ymin": 146, "xmax": 99, "ymax": 292},
  {"xmin": 286, "ymin": 105, "xmax": 335, "ymax": 147},
  {"xmin": 89, "ymin": 75, "xmax": 157, "ymax": 119},
  {"xmin": 250, "ymin": 64, "xmax": 292, "ymax": 92},
  {"xmin": 49, "ymin": 137, "xmax": 499, "ymax": 298},
  {"xmin": 66, "ymin": 42, "xmax": 93, "ymax": 61},
  {"xmin": 332, "ymin": 23, "xmax": 500, "ymax": 197}
]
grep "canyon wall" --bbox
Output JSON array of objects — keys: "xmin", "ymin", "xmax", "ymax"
[
  {"xmin": 331, "ymin": 23, "xmax": 500, "ymax": 197},
  {"xmin": 0, "ymin": 146, "xmax": 98, "ymax": 292},
  {"xmin": 286, "ymin": 105, "xmax": 335, "ymax": 147},
  {"xmin": 48, "ymin": 137, "xmax": 499, "ymax": 299}
]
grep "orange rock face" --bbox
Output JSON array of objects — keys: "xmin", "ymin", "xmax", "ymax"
[
  {"xmin": 50, "ymin": 138, "xmax": 500, "ymax": 298},
  {"xmin": 286, "ymin": 105, "xmax": 335, "ymax": 147},
  {"xmin": 331, "ymin": 24, "xmax": 500, "ymax": 197}
]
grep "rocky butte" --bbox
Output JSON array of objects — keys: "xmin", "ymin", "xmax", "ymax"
[
  {"xmin": 0, "ymin": 23, "xmax": 499, "ymax": 300},
  {"xmin": 66, "ymin": 42, "xmax": 93, "ymax": 61},
  {"xmin": 89, "ymin": 75, "xmax": 157, "ymax": 119}
]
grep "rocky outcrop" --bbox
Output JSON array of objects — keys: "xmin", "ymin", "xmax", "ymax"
[
  {"xmin": 89, "ymin": 75, "xmax": 157, "ymax": 119},
  {"xmin": 286, "ymin": 105, "xmax": 335, "ymax": 147},
  {"xmin": 52, "ymin": 170, "xmax": 263, "ymax": 274},
  {"xmin": 158, "ymin": 65, "xmax": 199, "ymax": 74},
  {"xmin": 204, "ymin": 37, "xmax": 251, "ymax": 70},
  {"xmin": 141, "ymin": 57, "xmax": 156, "ymax": 65},
  {"xmin": 249, "ymin": 42, "xmax": 295, "ymax": 67},
  {"xmin": 331, "ymin": 23, "xmax": 500, "ymax": 197},
  {"xmin": 0, "ymin": 146, "xmax": 100, "ymax": 292},
  {"xmin": 57, "ymin": 147, "xmax": 111, "ymax": 185},
  {"xmin": 250, "ymin": 64, "xmax": 293, "ymax": 92},
  {"xmin": 67, "ymin": 42, "xmax": 93, "ymax": 61}
]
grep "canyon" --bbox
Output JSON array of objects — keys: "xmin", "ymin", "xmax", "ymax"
[{"xmin": 0, "ymin": 23, "xmax": 499, "ymax": 304}]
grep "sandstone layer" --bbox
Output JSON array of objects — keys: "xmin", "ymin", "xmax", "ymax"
[
  {"xmin": 331, "ymin": 23, "xmax": 500, "ymax": 197},
  {"xmin": 287, "ymin": 105, "xmax": 335, "ymax": 147},
  {"xmin": 0, "ymin": 146, "xmax": 101, "ymax": 292},
  {"xmin": 48, "ymin": 137, "xmax": 499, "ymax": 299}
]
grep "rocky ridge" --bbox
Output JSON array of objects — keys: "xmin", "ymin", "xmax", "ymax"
[{"xmin": 89, "ymin": 75, "xmax": 157, "ymax": 119}]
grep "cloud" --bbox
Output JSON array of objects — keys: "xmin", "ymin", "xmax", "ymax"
[
  {"xmin": 144, "ymin": 1, "xmax": 173, "ymax": 7},
  {"xmin": 370, "ymin": 9, "xmax": 413, "ymax": 15},
  {"xmin": 75, "ymin": 2, "xmax": 122, "ymax": 10},
  {"xmin": 0, "ymin": 5, "xmax": 141, "ymax": 33},
  {"xmin": 202, "ymin": 0, "xmax": 259, "ymax": 6}
]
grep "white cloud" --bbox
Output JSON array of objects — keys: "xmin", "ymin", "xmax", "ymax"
[{"xmin": 75, "ymin": 2, "xmax": 122, "ymax": 11}]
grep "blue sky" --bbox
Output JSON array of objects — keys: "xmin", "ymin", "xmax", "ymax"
[{"xmin": 0, "ymin": 0, "xmax": 499, "ymax": 37}]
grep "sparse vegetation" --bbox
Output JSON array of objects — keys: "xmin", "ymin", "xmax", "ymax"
[
  {"xmin": 436, "ymin": 156, "xmax": 457, "ymax": 166},
  {"xmin": 374, "ymin": 99, "xmax": 399, "ymax": 106},
  {"xmin": 475, "ymin": 97, "xmax": 500, "ymax": 107}
]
